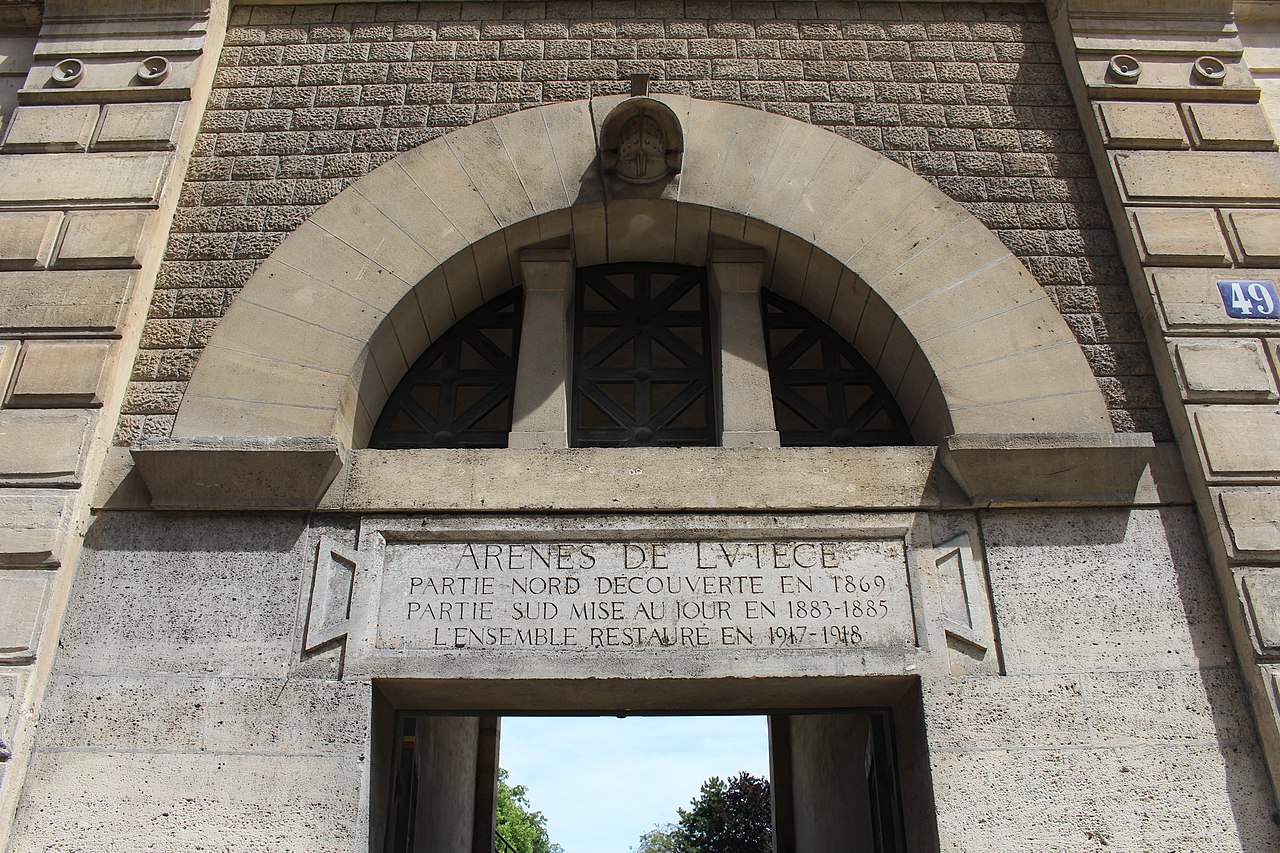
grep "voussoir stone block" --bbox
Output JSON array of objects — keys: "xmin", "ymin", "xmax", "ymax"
[
  {"xmin": 1174, "ymin": 339, "xmax": 1276, "ymax": 400},
  {"xmin": 1132, "ymin": 208, "xmax": 1228, "ymax": 265},
  {"xmin": 9, "ymin": 340, "xmax": 111, "ymax": 408},
  {"xmin": 1187, "ymin": 102, "xmax": 1278, "ymax": 151},
  {"xmin": 1220, "ymin": 489, "xmax": 1280, "ymax": 558},
  {"xmin": 94, "ymin": 102, "xmax": 182, "ymax": 150},
  {"xmin": 1226, "ymin": 210, "xmax": 1280, "ymax": 265},
  {"xmin": 0, "ymin": 570, "xmax": 48, "ymax": 656},
  {"xmin": 2, "ymin": 105, "xmax": 97, "ymax": 152},
  {"xmin": 0, "ymin": 212, "xmax": 59, "ymax": 269},
  {"xmin": 1098, "ymin": 101, "xmax": 1188, "ymax": 149},
  {"xmin": 54, "ymin": 210, "xmax": 149, "ymax": 268},
  {"xmin": 1193, "ymin": 405, "xmax": 1280, "ymax": 479}
]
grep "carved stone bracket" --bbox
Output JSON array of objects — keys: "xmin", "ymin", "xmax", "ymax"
[
  {"xmin": 938, "ymin": 432, "xmax": 1154, "ymax": 506},
  {"xmin": 130, "ymin": 437, "xmax": 344, "ymax": 509}
]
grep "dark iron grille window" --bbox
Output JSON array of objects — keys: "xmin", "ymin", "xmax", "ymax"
[
  {"xmin": 369, "ymin": 288, "xmax": 522, "ymax": 449},
  {"xmin": 572, "ymin": 263, "xmax": 716, "ymax": 447},
  {"xmin": 763, "ymin": 289, "xmax": 913, "ymax": 447}
]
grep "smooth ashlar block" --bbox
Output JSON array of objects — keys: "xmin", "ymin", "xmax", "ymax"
[
  {"xmin": 0, "ymin": 270, "xmax": 134, "ymax": 331},
  {"xmin": 1116, "ymin": 151, "xmax": 1280, "ymax": 201},
  {"xmin": 1193, "ymin": 405, "xmax": 1280, "ymax": 480},
  {"xmin": 1186, "ymin": 102, "xmax": 1278, "ymax": 151},
  {"xmin": 0, "ymin": 409, "xmax": 92, "ymax": 484},
  {"xmin": 9, "ymin": 340, "xmax": 111, "ymax": 407},
  {"xmin": 0, "ymin": 489, "xmax": 66, "ymax": 567},
  {"xmin": 94, "ymin": 102, "xmax": 182, "ymax": 150},
  {"xmin": 1098, "ymin": 101, "xmax": 1188, "ymax": 150},
  {"xmin": 1221, "ymin": 489, "xmax": 1280, "ymax": 557},
  {"xmin": 1243, "ymin": 571, "xmax": 1280, "ymax": 650},
  {"xmin": 1174, "ymin": 339, "xmax": 1276, "ymax": 400},
  {"xmin": 55, "ymin": 210, "xmax": 149, "ymax": 269},
  {"xmin": 1151, "ymin": 267, "xmax": 1280, "ymax": 329},
  {"xmin": 1, "ymin": 105, "xmax": 97, "ymax": 152},
  {"xmin": 1227, "ymin": 210, "xmax": 1280, "ymax": 265},
  {"xmin": 0, "ymin": 571, "xmax": 49, "ymax": 656},
  {"xmin": 1132, "ymin": 208, "xmax": 1228, "ymax": 265},
  {"xmin": 0, "ymin": 152, "xmax": 168, "ymax": 204},
  {"xmin": 0, "ymin": 211, "xmax": 60, "ymax": 270}
]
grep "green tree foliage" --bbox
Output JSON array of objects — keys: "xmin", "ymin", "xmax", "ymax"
[
  {"xmin": 632, "ymin": 772, "xmax": 772, "ymax": 853},
  {"xmin": 495, "ymin": 768, "xmax": 563, "ymax": 853}
]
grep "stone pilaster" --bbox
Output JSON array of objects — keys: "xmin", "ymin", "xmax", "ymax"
[
  {"xmin": 1050, "ymin": 0, "xmax": 1280, "ymax": 803},
  {"xmin": 0, "ymin": 0, "xmax": 226, "ymax": 840}
]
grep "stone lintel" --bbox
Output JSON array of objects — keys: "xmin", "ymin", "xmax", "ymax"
[
  {"xmin": 130, "ymin": 437, "xmax": 345, "ymax": 510},
  {"xmin": 938, "ymin": 432, "xmax": 1156, "ymax": 505}
]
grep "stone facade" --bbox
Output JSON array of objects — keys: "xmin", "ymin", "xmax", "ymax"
[{"xmin": 1, "ymin": 1, "xmax": 1279, "ymax": 851}]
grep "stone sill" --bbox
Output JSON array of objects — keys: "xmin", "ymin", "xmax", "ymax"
[{"xmin": 106, "ymin": 433, "xmax": 1178, "ymax": 512}]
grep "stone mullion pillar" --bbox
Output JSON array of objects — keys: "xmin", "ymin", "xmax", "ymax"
[
  {"xmin": 710, "ymin": 248, "xmax": 780, "ymax": 448},
  {"xmin": 1051, "ymin": 0, "xmax": 1280, "ymax": 805},
  {"xmin": 509, "ymin": 248, "xmax": 575, "ymax": 449}
]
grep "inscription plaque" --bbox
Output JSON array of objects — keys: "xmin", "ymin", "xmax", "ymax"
[{"xmin": 376, "ymin": 538, "xmax": 913, "ymax": 653}]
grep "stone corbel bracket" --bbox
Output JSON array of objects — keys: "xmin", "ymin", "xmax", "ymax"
[
  {"xmin": 130, "ymin": 436, "xmax": 344, "ymax": 510},
  {"xmin": 938, "ymin": 432, "xmax": 1155, "ymax": 506}
]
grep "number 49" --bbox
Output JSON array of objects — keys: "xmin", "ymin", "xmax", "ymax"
[{"xmin": 1218, "ymin": 279, "xmax": 1279, "ymax": 319}]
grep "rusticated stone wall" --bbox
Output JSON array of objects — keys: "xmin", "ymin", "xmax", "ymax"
[{"xmin": 120, "ymin": 0, "xmax": 1166, "ymax": 443}]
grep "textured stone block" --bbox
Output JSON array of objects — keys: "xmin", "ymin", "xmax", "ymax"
[
  {"xmin": 984, "ymin": 507, "xmax": 1233, "ymax": 673},
  {"xmin": 55, "ymin": 210, "xmax": 149, "ymax": 268},
  {"xmin": 1243, "ymin": 572, "xmax": 1280, "ymax": 650},
  {"xmin": 0, "ymin": 270, "xmax": 134, "ymax": 331},
  {"xmin": 0, "ymin": 571, "xmax": 48, "ymax": 655},
  {"xmin": 1194, "ymin": 406, "xmax": 1280, "ymax": 478},
  {"xmin": 2, "ymin": 105, "xmax": 98, "ymax": 152},
  {"xmin": 0, "ymin": 153, "xmax": 168, "ymax": 204},
  {"xmin": 0, "ymin": 212, "xmax": 59, "ymax": 269},
  {"xmin": 1220, "ymin": 490, "xmax": 1280, "ymax": 557},
  {"xmin": 1116, "ymin": 151, "xmax": 1280, "ymax": 201},
  {"xmin": 1226, "ymin": 210, "xmax": 1280, "ymax": 265},
  {"xmin": 1174, "ymin": 339, "xmax": 1276, "ymax": 400},
  {"xmin": 1132, "ymin": 208, "xmax": 1228, "ymax": 264},
  {"xmin": 94, "ymin": 102, "xmax": 182, "ymax": 150},
  {"xmin": 1098, "ymin": 101, "xmax": 1187, "ymax": 149},
  {"xmin": 0, "ymin": 490, "xmax": 66, "ymax": 566},
  {"xmin": 0, "ymin": 410, "xmax": 91, "ymax": 484},
  {"xmin": 1187, "ymin": 102, "xmax": 1277, "ymax": 151},
  {"xmin": 9, "ymin": 341, "xmax": 111, "ymax": 408}
]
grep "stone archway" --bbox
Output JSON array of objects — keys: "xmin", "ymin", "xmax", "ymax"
[{"xmin": 172, "ymin": 96, "xmax": 1110, "ymax": 448}]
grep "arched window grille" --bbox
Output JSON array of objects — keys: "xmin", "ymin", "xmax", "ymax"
[
  {"xmin": 762, "ymin": 289, "xmax": 913, "ymax": 447},
  {"xmin": 370, "ymin": 273, "xmax": 915, "ymax": 450},
  {"xmin": 571, "ymin": 263, "xmax": 716, "ymax": 448},
  {"xmin": 369, "ymin": 289, "xmax": 523, "ymax": 449}
]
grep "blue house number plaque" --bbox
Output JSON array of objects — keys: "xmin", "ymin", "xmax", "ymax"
[{"xmin": 1217, "ymin": 279, "xmax": 1279, "ymax": 319}]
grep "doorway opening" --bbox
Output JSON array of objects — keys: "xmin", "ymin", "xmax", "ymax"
[{"xmin": 378, "ymin": 710, "xmax": 916, "ymax": 853}]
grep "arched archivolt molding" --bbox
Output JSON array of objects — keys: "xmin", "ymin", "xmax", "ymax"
[{"xmin": 173, "ymin": 96, "xmax": 1111, "ymax": 448}]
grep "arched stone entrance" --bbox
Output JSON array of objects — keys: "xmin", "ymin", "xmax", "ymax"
[{"xmin": 171, "ymin": 96, "xmax": 1111, "ymax": 449}]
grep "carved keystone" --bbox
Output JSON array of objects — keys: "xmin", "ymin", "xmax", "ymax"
[{"xmin": 599, "ymin": 97, "xmax": 683, "ymax": 184}]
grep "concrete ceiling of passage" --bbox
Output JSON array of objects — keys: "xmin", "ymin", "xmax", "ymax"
[{"xmin": 173, "ymin": 96, "xmax": 1112, "ymax": 448}]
